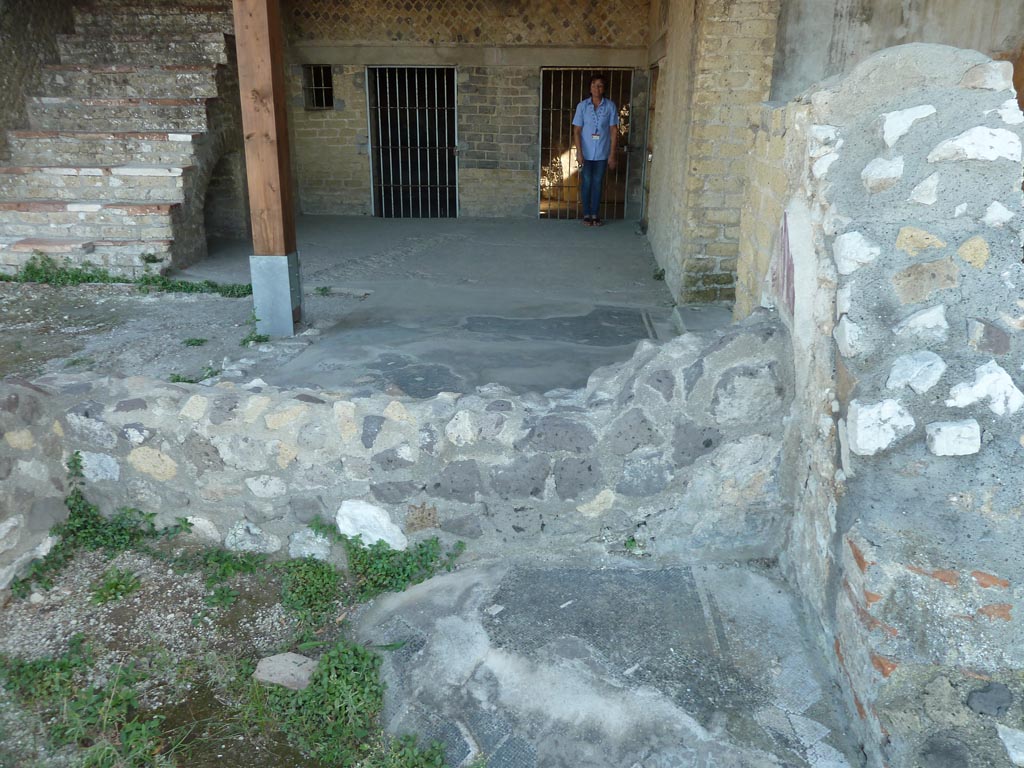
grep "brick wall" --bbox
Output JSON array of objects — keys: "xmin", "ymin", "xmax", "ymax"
[
  {"xmin": 287, "ymin": 64, "xmax": 372, "ymax": 215},
  {"xmin": 677, "ymin": 0, "xmax": 780, "ymax": 303},
  {"xmin": 284, "ymin": 0, "xmax": 648, "ymax": 47},
  {"xmin": 0, "ymin": 0, "xmax": 73, "ymax": 161}
]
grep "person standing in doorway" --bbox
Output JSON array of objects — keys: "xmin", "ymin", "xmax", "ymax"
[{"xmin": 573, "ymin": 74, "xmax": 619, "ymax": 227}]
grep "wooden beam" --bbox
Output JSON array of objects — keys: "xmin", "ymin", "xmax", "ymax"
[{"xmin": 232, "ymin": 0, "xmax": 295, "ymax": 256}]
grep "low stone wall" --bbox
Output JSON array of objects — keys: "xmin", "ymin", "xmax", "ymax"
[
  {"xmin": 753, "ymin": 44, "xmax": 1024, "ymax": 766},
  {"xmin": 1, "ymin": 314, "xmax": 792, "ymax": 589}
]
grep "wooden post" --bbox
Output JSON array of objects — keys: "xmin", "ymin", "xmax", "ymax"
[{"xmin": 232, "ymin": 0, "xmax": 302, "ymax": 335}]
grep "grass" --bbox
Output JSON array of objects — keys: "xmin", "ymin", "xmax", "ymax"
[
  {"xmin": 314, "ymin": 286, "xmax": 332, "ymax": 296},
  {"xmin": 168, "ymin": 365, "xmax": 219, "ymax": 384},
  {"xmin": 182, "ymin": 338, "xmax": 207, "ymax": 347},
  {"xmin": 277, "ymin": 557, "xmax": 342, "ymax": 628},
  {"xmin": 90, "ymin": 567, "xmax": 142, "ymax": 605},
  {"xmin": 8, "ymin": 254, "xmax": 251, "ymax": 298}
]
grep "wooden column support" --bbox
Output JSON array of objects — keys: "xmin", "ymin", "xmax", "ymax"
[{"xmin": 233, "ymin": 0, "xmax": 295, "ymax": 254}]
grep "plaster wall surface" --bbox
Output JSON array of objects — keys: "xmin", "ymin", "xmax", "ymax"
[{"xmin": 773, "ymin": 0, "xmax": 1024, "ymax": 103}]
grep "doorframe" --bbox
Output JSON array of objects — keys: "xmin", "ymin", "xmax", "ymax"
[{"xmin": 364, "ymin": 65, "xmax": 460, "ymax": 218}]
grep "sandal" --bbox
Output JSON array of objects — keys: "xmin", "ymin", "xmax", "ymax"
[
  {"xmin": 582, "ymin": 216, "xmax": 593, "ymax": 226},
  {"xmin": 591, "ymin": 218, "xmax": 604, "ymax": 227}
]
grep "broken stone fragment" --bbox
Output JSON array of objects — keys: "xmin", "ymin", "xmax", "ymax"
[
  {"xmin": 224, "ymin": 521, "xmax": 282, "ymax": 554},
  {"xmin": 908, "ymin": 173, "xmax": 939, "ymax": 205},
  {"xmin": 336, "ymin": 499, "xmax": 408, "ymax": 550},
  {"xmin": 886, "ymin": 351, "xmax": 946, "ymax": 394},
  {"xmin": 80, "ymin": 451, "xmax": 120, "ymax": 483},
  {"xmin": 967, "ymin": 682, "xmax": 1014, "ymax": 717},
  {"xmin": 893, "ymin": 305, "xmax": 948, "ymax": 341},
  {"xmin": 982, "ymin": 201, "xmax": 1015, "ymax": 228},
  {"xmin": 997, "ymin": 724, "xmax": 1024, "ymax": 767},
  {"xmin": 967, "ymin": 318, "xmax": 1011, "ymax": 355},
  {"xmin": 288, "ymin": 528, "xmax": 332, "ymax": 560},
  {"xmin": 927, "ymin": 127, "xmax": 1023, "ymax": 163},
  {"xmin": 925, "ymin": 420, "xmax": 981, "ymax": 456},
  {"xmin": 833, "ymin": 316, "xmax": 868, "ymax": 358},
  {"xmin": 958, "ymin": 236, "xmax": 990, "ymax": 269},
  {"xmin": 253, "ymin": 653, "xmax": 317, "ymax": 691},
  {"xmin": 832, "ymin": 231, "xmax": 880, "ymax": 275},
  {"xmin": 895, "ymin": 226, "xmax": 945, "ymax": 257},
  {"xmin": 990, "ymin": 98, "xmax": 1024, "ymax": 126},
  {"xmin": 847, "ymin": 399, "xmax": 915, "ymax": 456},
  {"xmin": 946, "ymin": 360, "xmax": 1024, "ymax": 416},
  {"xmin": 861, "ymin": 156, "xmax": 904, "ymax": 192},
  {"xmin": 881, "ymin": 105, "xmax": 936, "ymax": 147},
  {"xmin": 0, "ymin": 515, "xmax": 24, "ymax": 555},
  {"xmin": 891, "ymin": 257, "xmax": 959, "ymax": 304},
  {"xmin": 959, "ymin": 61, "xmax": 1015, "ymax": 91},
  {"xmin": 812, "ymin": 152, "xmax": 839, "ymax": 179}
]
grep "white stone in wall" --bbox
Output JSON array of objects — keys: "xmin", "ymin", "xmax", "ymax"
[
  {"xmin": 833, "ymin": 316, "xmax": 869, "ymax": 358},
  {"xmin": 886, "ymin": 351, "xmax": 946, "ymax": 394},
  {"xmin": 224, "ymin": 522, "xmax": 281, "ymax": 554},
  {"xmin": 954, "ymin": 203, "xmax": 968, "ymax": 218},
  {"xmin": 882, "ymin": 105, "xmax": 936, "ymax": 147},
  {"xmin": 894, "ymin": 305, "xmax": 948, "ymax": 341},
  {"xmin": 810, "ymin": 125, "xmax": 839, "ymax": 144},
  {"xmin": 289, "ymin": 528, "xmax": 332, "ymax": 560},
  {"xmin": 0, "ymin": 515, "xmax": 24, "ymax": 555},
  {"xmin": 927, "ymin": 127, "xmax": 1023, "ymax": 163},
  {"xmin": 833, "ymin": 232, "xmax": 880, "ymax": 275},
  {"xmin": 184, "ymin": 516, "xmax": 221, "ymax": 543},
  {"xmin": 997, "ymin": 724, "xmax": 1024, "ymax": 767},
  {"xmin": 847, "ymin": 399, "xmax": 915, "ymax": 456},
  {"xmin": 836, "ymin": 284, "xmax": 852, "ymax": 317},
  {"xmin": 861, "ymin": 156, "xmax": 904, "ymax": 193},
  {"xmin": 946, "ymin": 360, "xmax": 1024, "ymax": 416},
  {"xmin": 336, "ymin": 499, "xmax": 408, "ymax": 550},
  {"xmin": 989, "ymin": 99, "xmax": 1024, "ymax": 126},
  {"xmin": 959, "ymin": 61, "xmax": 1015, "ymax": 91},
  {"xmin": 909, "ymin": 173, "xmax": 939, "ymax": 205},
  {"xmin": 822, "ymin": 204, "xmax": 852, "ymax": 236},
  {"xmin": 983, "ymin": 201, "xmax": 1015, "ymax": 228},
  {"xmin": 445, "ymin": 410, "xmax": 480, "ymax": 446},
  {"xmin": 81, "ymin": 451, "xmax": 120, "ymax": 483},
  {"xmin": 812, "ymin": 152, "xmax": 840, "ymax": 179},
  {"xmin": 245, "ymin": 475, "xmax": 287, "ymax": 498},
  {"xmin": 925, "ymin": 420, "xmax": 981, "ymax": 456}
]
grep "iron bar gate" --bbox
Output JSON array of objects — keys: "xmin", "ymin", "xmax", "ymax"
[
  {"xmin": 366, "ymin": 67, "xmax": 458, "ymax": 218},
  {"xmin": 539, "ymin": 68, "xmax": 632, "ymax": 220}
]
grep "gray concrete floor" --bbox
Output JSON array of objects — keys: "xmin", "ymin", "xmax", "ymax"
[{"xmin": 189, "ymin": 216, "xmax": 731, "ymax": 396}]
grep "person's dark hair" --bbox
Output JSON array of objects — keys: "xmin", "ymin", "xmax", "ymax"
[{"xmin": 590, "ymin": 73, "xmax": 607, "ymax": 87}]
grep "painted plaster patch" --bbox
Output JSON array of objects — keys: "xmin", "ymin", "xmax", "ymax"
[
  {"xmin": 895, "ymin": 226, "xmax": 945, "ymax": 256},
  {"xmin": 847, "ymin": 399, "xmax": 915, "ymax": 456},
  {"xmin": 833, "ymin": 232, "xmax": 879, "ymax": 275},
  {"xmin": 891, "ymin": 257, "xmax": 959, "ymax": 304},
  {"xmin": 908, "ymin": 173, "xmax": 939, "ymax": 205},
  {"xmin": 127, "ymin": 446, "xmax": 178, "ymax": 481},
  {"xmin": 861, "ymin": 156, "xmax": 904, "ymax": 193},
  {"xmin": 925, "ymin": 420, "xmax": 981, "ymax": 456},
  {"xmin": 882, "ymin": 105, "xmax": 936, "ymax": 147},
  {"xmin": 946, "ymin": 360, "xmax": 1024, "ymax": 416},
  {"xmin": 886, "ymin": 351, "xmax": 946, "ymax": 394},
  {"xmin": 982, "ymin": 201, "xmax": 1015, "ymax": 228},
  {"xmin": 927, "ymin": 127, "xmax": 1022, "ymax": 163},
  {"xmin": 958, "ymin": 236, "xmax": 991, "ymax": 269}
]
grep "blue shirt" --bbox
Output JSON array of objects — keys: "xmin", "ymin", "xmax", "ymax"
[{"xmin": 572, "ymin": 97, "xmax": 619, "ymax": 161}]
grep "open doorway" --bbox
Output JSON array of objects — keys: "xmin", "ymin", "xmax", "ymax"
[
  {"xmin": 366, "ymin": 66, "xmax": 458, "ymax": 218},
  {"xmin": 539, "ymin": 68, "xmax": 632, "ymax": 220}
]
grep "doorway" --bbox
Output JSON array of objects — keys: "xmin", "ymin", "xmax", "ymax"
[
  {"xmin": 539, "ymin": 68, "xmax": 633, "ymax": 220},
  {"xmin": 640, "ymin": 64, "xmax": 659, "ymax": 228},
  {"xmin": 366, "ymin": 66, "xmax": 458, "ymax": 218}
]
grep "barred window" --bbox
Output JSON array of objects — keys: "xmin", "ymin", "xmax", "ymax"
[{"xmin": 302, "ymin": 65, "xmax": 334, "ymax": 110}]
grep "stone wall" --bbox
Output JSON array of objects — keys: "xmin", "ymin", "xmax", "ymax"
[
  {"xmin": 0, "ymin": 316, "xmax": 793, "ymax": 589},
  {"xmin": 758, "ymin": 45, "xmax": 1024, "ymax": 766},
  {"xmin": 0, "ymin": 0, "xmax": 73, "ymax": 161}
]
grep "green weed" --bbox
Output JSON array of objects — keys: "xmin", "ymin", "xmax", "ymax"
[
  {"xmin": 168, "ymin": 365, "xmax": 219, "ymax": 384},
  {"xmin": 278, "ymin": 557, "xmax": 342, "ymax": 628},
  {"xmin": 90, "ymin": 567, "xmax": 142, "ymax": 605},
  {"xmin": 182, "ymin": 338, "xmax": 208, "ymax": 347},
  {"xmin": 135, "ymin": 274, "xmax": 252, "ymax": 298},
  {"xmin": 204, "ymin": 585, "xmax": 239, "ymax": 609},
  {"xmin": 0, "ymin": 633, "xmax": 92, "ymax": 704},
  {"xmin": 239, "ymin": 329, "xmax": 270, "ymax": 347},
  {"xmin": 314, "ymin": 286, "xmax": 332, "ymax": 296}
]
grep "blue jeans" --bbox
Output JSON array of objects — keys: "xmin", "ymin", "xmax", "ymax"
[{"xmin": 580, "ymin": 159, "xmax": 608, "ymax": 219}]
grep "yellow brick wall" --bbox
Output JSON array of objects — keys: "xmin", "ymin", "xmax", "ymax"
[
  {"xmin": 459, "ymin": 169, "xmax": 537, "ymax": 217},
  {"xmin": 288, "ymin": 65, "xmax": 373, "ymax": 215},
  {"xmin": 284, "ymin": 0, "xmax": 648, "ymax": 47},
  {"xmin": 734, "ymin": 102, "xmax": 801, "ymax": 319}
]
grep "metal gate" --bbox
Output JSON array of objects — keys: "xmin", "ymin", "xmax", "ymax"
[
  {"xmin": 539, "ymin": 68, "xmax": 632, "ymax": 220},
  {"xmin": 366, "ymin": 67, "xmax": 458, "ymax": 218}
]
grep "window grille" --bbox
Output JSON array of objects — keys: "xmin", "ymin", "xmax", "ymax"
[{"xmin": 302, "ymin": 65, "xmax": 334, "ymax": 110}]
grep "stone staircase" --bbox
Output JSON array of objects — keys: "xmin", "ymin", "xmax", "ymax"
[{"xmin": 0, "ymin": 0, "xmax": 242, "ymax": 277}]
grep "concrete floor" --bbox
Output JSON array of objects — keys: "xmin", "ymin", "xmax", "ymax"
[{"xmin": 189, "ymin": 216, "xmax": 731, "ymax": 396}]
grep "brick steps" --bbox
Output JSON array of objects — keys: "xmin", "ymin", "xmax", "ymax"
[
  {"xmin": 0, "ymin": 201, "xmax": 181, "ymax": 241},
  {"xmin": 7, "ymin": 131, "xmax": 200, "ymax": 166},
  {"xmin": 26, "ymin": 97, "xmax": 212, "ymax": 133},
  {"xmin": 57, "ymin": 33, "xmax": 230, "ymax": 66},
  {"xmin": 0, "ymin": 165, "xmax": 190, "ymax": 203},
  {"xmin": 40, "ymin": 65, "xmax": 219, "ymax": 100},
  {"xmin": 73, "ymin": 8, "xmax": 234, "ymax": 36}
]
